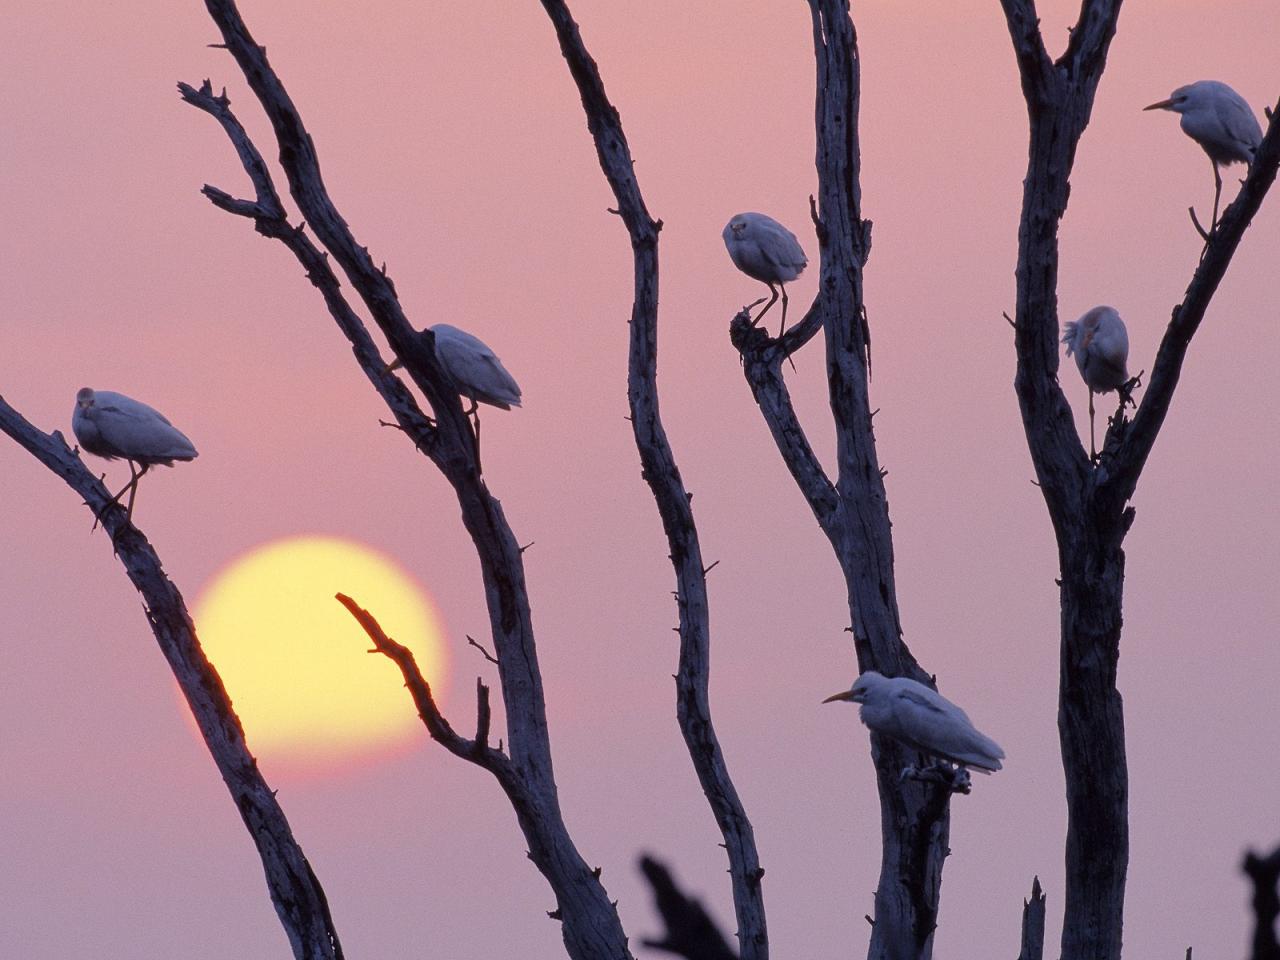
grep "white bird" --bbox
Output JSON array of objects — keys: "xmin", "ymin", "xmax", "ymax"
[
  {"xmin": 72, "ymin": 387, "xmax": 198, "ymax": 523},
  {"xmin": 1145, "ymin": 81, "xmax": 1263, "ymax": 232},
  {"xmin": 723, "ymin": 212, "xmax": 808, "ymax": 336},
  {"xmin": 387, "ymin": 324, "xmax": 521, "ymax": 458},
  {"xmin": 1062, "ymin": 305, "xmax": 1131, "ymax": 460},
  {"xmin": 389, "ymin": 323, "xmax": 521, "ymax": 408},
  {"xmin": 823, "ymin": 670, "xmax": 1004, "ymax": 774}
]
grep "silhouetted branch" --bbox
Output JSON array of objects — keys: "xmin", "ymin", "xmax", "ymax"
[
  {"xmin": 1016, "ymin": 876, "xmax": 1045, "ymax": 960},
  {"xmin": 1108, "ymin": 99, "xmax": 1280, "ymax": 501},
  {"xmin": 189, "ymin": 3, "xmax": 633, "ymax": 957},
  {"xmin": 177, "ymin": 80, "xmax": 436, "ymax": 456},
  {"xmin": 638, "ymin": 855, "xmax": 737, "ymax": 960},
  {"xmin": 336, "ymin": 594, "xmax": 509, "ymax": 771},
  {"xmin": 1244, "ymin": 846, "xmax": 1280, "ymax": 960},
  {"xmin": 0, "ymin": 396, "xmax": 345, "ymax": 960},
  {"xmin": 539, "ymin": 3, "xmax": 767, "ymax": 957}
]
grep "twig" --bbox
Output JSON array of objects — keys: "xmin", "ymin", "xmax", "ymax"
[{"xmin": 467, "ymin": 634, "xmax": 500, "ymax": 666}]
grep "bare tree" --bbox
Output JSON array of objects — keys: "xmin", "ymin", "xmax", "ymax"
[
  {"xmin": 4, "ymin": 2, "xmax": 1278, "ymax": 960},
  {"xmin": 999, "ymin": 4, "xmax": 1280, "ymax": 959}
]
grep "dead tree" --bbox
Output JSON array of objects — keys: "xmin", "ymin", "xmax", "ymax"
[{"xmin": 999, "ymin": 3, "xmax": 1280, "ymax": 959}]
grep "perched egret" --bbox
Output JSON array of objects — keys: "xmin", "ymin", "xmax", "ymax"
[
  {"xmin": 1145, "ymin": 81, "xmax": 1263, "ymax": 233},
  {"xmin": 72, "ymin": 387, "xmax": 198, "ymax": 523},
  {"xmin": 387, "ymin": 324, "xmax": 521, "ymax": 454},
  {"xmin": 389, "ymin": 323, "xmax": 521, "ymax": 408},
  {"xmin": 723, "ymin": 212, "xmax": 808, "ymax": 336},
  {"xmin": 1062, "ymin": 305, "xmax": 1132, "ymax": 460},
  {"xmin": 823, "ymin": 670, "xmax": 1005, "ymax": 774}
]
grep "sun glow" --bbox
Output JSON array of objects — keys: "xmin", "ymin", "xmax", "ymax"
[{"xmin": 194, "ymin": 536, "xmax": 446, "ymax": 770}]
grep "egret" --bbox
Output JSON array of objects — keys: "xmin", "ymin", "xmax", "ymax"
[
  {"xmin": 1062, "ymin": 305, "xmax": 1132, "ymax": 460},
  {"xmin": 387, "ymin": 323, "xmax": 521, "ymax": 451},
  {"xmin": 72, "ymin": 387, "xmax": 198, "ymax": 524},
  {"xmin": 1145, "ymin": 81, "xmax": 1262, "ymax": 234},
  {"xmin": 823, "ymin": 670, "xmax": 1004, "ymax": 775},
  {"xmin": 723, "ymin": 212, "xmax": 807, "ymax": 336}
]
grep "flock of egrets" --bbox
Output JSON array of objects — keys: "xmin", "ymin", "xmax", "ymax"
[{"xmin": 71, "ymin": 79, "xmax": 1262, "ymax": 779}]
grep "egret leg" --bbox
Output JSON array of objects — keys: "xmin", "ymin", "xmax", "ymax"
[
  {"xmin": 123, "ymin": 463, "xmax": 150, "ymax": 524},
  {"xmin": 778, "ymin": 283, "xmax": 790, "ymax": 337},
  {"xmin": 91, "ymin": 461, "xmax": 145, "ymax": 531},
  {"xmin": 1211, "ymin": 159, "xmax": 1224, "ymax": 233},
  {"xmin": 751, "ymin": 285, "xmax": 780, "ymax": 331}
]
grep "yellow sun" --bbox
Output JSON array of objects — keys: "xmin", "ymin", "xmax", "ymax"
[{"xmin": 194, "ymin": 536, "xmax": 446, "ymax": 771}]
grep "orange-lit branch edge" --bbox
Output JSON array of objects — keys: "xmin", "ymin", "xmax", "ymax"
[
  {"xmin": 0, "ymin": 398, "xmax": 345, "ymax": 960},
  {"xmin": 538, "ymin": 3, "xmax": 768, "ymax": 959},
  {"xmin": 999, "ymin": 1, "xmax": 1280, "ymax": 959},
  {"xmin": 731, "ymin": 5, "xmax": 958, "ymax": 959},
  {"xmin": 183, "ymin": 3, "xmax": 633, "ymax": 958}
]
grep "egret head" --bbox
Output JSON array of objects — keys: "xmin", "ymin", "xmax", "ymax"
[
  {"xmin": 822, "ymin": 671, "xmax": 886, "ymax": 705},
  {"xmin": 1144, "ymin": 85, "xmax": 1196, "ymax": 115},
  {"xmin": 727, "ymin": 217, "xmax": 748, "ymax": 240},
  {"xmin": 76, "ymin": 387, "xmax": 96, "ymax": 410}
]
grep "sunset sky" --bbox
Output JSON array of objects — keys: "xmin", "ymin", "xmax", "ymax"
[{"xmin": 4, "ymin": 2, "xmax": 1280, "ymax": 958}]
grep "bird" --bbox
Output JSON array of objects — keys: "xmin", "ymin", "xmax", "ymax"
[
  {"xmin": 1145, "ymin": 81, "xmax": 1263, "ymax": 234},
  {"xmin": 723, "ymin": 212, "xmax": 808, "ymax": 336},
  {"xmin": 72, "ymin": 387, "xmax": 198, "ymax": 524},
  {"xmin": 1062, "ymin": 305, "xmax": 1132, "ymax": 460},
  {"xmin": 823, "ymin": 670, "xmax": 1004, "ymax": 774},
  {"xmin": 387, "ymin": 323, "xmax": 521, "ymax": 454},
  {"xmin": 388, "ymin": 323, "xmax": 521, "ymax": 410}
]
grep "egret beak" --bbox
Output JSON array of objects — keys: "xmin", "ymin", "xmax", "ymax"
[
  {"xmin": 1143, "ymin": 98, "xmax": 1175, "ymax": 112},
  {"xmin": 384, "ymin": 357, "xmax": 404, "ymax": 375},
  {"xmin": 822, "ymin": 690, "xmax": 857, "ymax": 704}
]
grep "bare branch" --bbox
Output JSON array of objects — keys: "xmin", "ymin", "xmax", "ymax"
[
  {"xmin": 0, "ymin": 396, "xmax": 345, "ymax": 960},
  {"xmin": 336, "ymin": 593, "xmax": 503, "ymax": 768},
  {"xmin": 1107, "ymin": 99, "xmax": 1280, "ymax": 500},
  {"xmin": 638, "ymin": 855, "xmax": 738, "ymax": 960},
  {"xmin": 178, "ymin": 79, "xmax": 437, "ymax": 454},
  {"xmin": 538, "ymin": 2, "xmax": 767, "ymax": 956},
  {"xmin": 998, "ymin": 0, "xmax": 1054, "ymax": 105},
  {"xmin": 1017, "ymin": 876, "xmax": 1046, "ymax": 960},
  {"xmin": 1244, "ymin": 846, "xmax": 1280, "ymax": 960}
]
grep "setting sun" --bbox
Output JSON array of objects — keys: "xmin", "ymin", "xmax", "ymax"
[{"xmin": 194, "ymin": 536, "xmax": 446, "ymax": 769}]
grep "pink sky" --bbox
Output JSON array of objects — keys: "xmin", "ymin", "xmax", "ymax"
[{"xmin": 3, "ymin": 1, "xmax": 1280, "ymax": 957}]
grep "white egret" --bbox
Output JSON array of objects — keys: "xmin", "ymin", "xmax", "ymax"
[
  {"xmin": 387, "ymin": 324, "xmax": 521, "ymax": 451},
  {"xmin": 723, "ymin": 212, "xmax": 808, "ymax": 336},
  {"xmin": 823, "ymin": 670, "xmax": 1004, "ymax": 774},
  {"xmin": 72, "ymin": 387, "xmax": 198, "ymax": 523},
  {"xmin": 1062, "ymin": 305, "xmax": 1132, "ymax": 460},
  {"xmin": 1145, "ymin": 81, "xmax": 1263, "ymax": 233}
]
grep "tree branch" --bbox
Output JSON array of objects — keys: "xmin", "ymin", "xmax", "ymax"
[
  {"xmin": 1106, "ymin": 100, "xmax": 1280, "ymax": 501},
  {"xmin": 1244, "ymin": 846, "xmax": 1280, "ymax": 960},
  {"xmin": 335, "ymin": 594, "xmax": 509, "ymax": 771},
  {"xmin": 177, "ymin": 79, "xmax": 437, "ymax": 456},
  {"xmin": 538, "ymin": 3, "xmax": 768, "ymax": 957},
  {"xmin": 638, "ymin": 855, "xmax": 738, "ymax": 960},
  {"xmin": 1016, "ymin": 876, "xmax": 1046, "ymax": 960},
  {"xmin": 998, "ymin": 0, "xmax": 1054, "ymax": 107},
  {"xmin": 0, "ymin": 396, "xmax": 345, "ymax": 960}
]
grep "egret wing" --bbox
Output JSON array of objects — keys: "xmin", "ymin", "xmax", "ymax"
[
  {"xmin": 433, "ymin": 325, "xmax": 522, "ymax": 409},
  {"xmin": 891, "ymin": 685, "xmax": 1004, "ymax": 772},
  {"xmin": 1214, "ymin": 94, "xmax": 1263, "ymax": 157},
  {"xmin": 93, "ymin": 392, "xmax": 198, "ymax": 462}
]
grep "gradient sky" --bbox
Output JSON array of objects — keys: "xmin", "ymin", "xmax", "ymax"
[{"xmin": 3, "ymin": 2, "xmax": 1280, "ymax": 958}]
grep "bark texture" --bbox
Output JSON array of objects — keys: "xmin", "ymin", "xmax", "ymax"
[
  {"xmin": 0, "ymin": 399, "xmax": 344, "ymax": 960},
  {"xmin": 184, "ymin": 4, "xmax": 634, "ymax": 957},
  {"xmin": 538, "ymin": 4, "xmax": 767, "ymax": 956},
  {"xmin": 998, "ymin": 3, "xmax": 1280, "ymax": 959}
]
